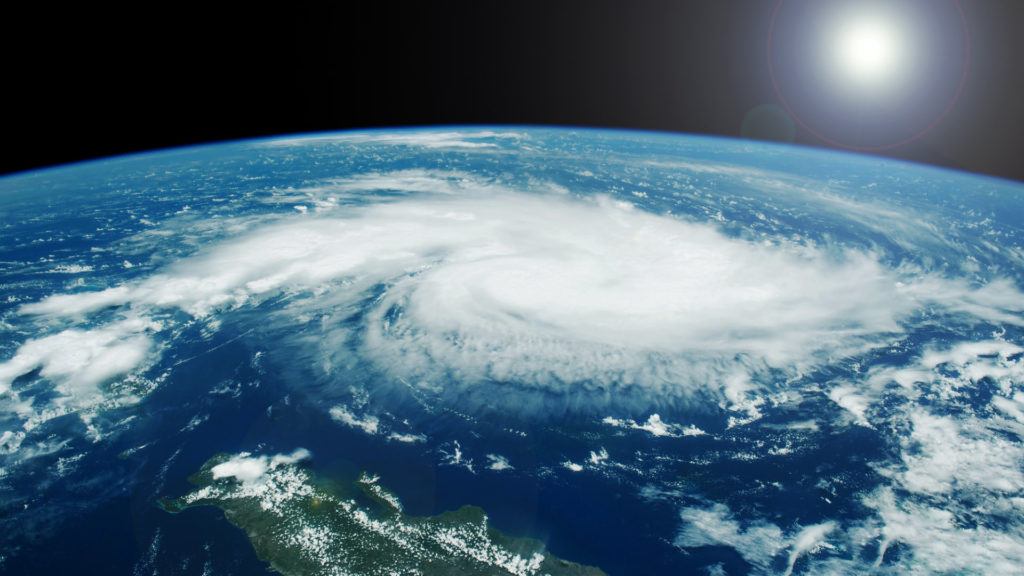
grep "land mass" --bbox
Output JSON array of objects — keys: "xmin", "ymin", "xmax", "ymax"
[{"xmin": 160, "ymin": 449, "xmax": 607, "ymax": 576}]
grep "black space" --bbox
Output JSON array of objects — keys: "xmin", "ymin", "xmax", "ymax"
[{"xmin": 3, "ymin": 2, "xmax": 1023, "ymax": 183}]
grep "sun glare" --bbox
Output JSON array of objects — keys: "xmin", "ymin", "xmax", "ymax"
[
  {"xmin": 835, "ymin": 17, "xmax": 903, "ymax": 86},
  {"xmin": 769, "ymin": 0, "xmax": 970, "ymax": 149}
]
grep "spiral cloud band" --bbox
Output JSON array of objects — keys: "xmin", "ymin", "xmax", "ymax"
[{"xmin": 7, "ymin": 175, "xmax": 1017, "ymax": 422}]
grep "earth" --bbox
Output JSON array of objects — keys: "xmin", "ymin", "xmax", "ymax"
[{"xmin": 1, "ymin": 127, "xmax": 1024, "ymax": 576}]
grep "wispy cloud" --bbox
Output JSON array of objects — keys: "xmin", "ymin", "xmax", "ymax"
[
  {"xmin": 677, "ymin": 338, "xmax": 1024, "ymax": 573},
  {"xmin": 263, "ymin": 130, "xmax": 525, "ymax": 150}
]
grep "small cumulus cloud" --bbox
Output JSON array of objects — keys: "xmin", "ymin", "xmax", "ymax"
[
  {"xmin": 486, "ymin": 454, "xmax": 513, "ymax": 471},
  {"xmin": 602, "ymin": 414, "xmax": 706, "ymax": 438},
  {"xmin": 387, "ymin": 432, "xmax": 427, "ymax": 444},
  {"xmin": 329, "ymin": 406, "xmax": 380, "ymax": 436},
  {"xmin": 439, "ymin": 440, "xmax": 474, "ymax": 473}
]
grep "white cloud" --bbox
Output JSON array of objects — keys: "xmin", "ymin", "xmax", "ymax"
[
  {"xmin": 713, "ymin": 338, "xmax": 1024, "ymax": 574},
  {"xmin": 602, "ymin": 414, "xmax": 705, "ymax": 438},
  {"xmin": 50, "ymin": 264, "xmax": 93, "ymax": 274},
  {"xmin": 676, "ymin": 503, "xmax": 838, "ymax": 575},
  {"xmin": 294, "ymin": 169, "xmax": 517, "ymax": 204},
  {"xmin": 486, "ymin": 454, "xmax": 513, "ymax": 471},
  {"xmin": 783, "ymin": 522, "xmax": 835, "ymax": 576},
  {"xmin": 918, "ymin": 339, "xmax": 1024, "ymax": 375},
  {"xmin": 588, "ymin": 448, "xmax": 609, "ymax": 465},
  {"xmin": 703, "ymin": 563, "xmax": 727, "ymax": 576},
  {"xmin": 992, "ymin": 394, "xmax": 1024, "ymax": 424},
  {"xmin": 863, "ymin": 487, "xmax": 1024, "ymax": 575},
  {"xmin": 387, "ymin": 432, "xmax": 427, "ymax": 443},
  {"xmin": 784, "ymin": 420, "xmax": 819, "ymax": 432},
  {"xmin": 899, "ymin": 410, "xmax": 1024, "ymax": 496},
  {"xmin": 675, "ymin": 502, "xmax": 786, "ymax": 571},
  {"xmin": 634, "ymin": 414, "xmax": 673, "ymax": 437},
  {"xmin": 827, "ymin": 386, "xmax": 873, "ymax": 427},
  {"xmin": 0, "ymin": 430, "xmax": 26, "ymax": 454},
  {"xmin": 211, "ymin": 448, "xmax": 311, "ymax": 485},
  {"xmin": 859, "ymin": 339, "xmax": 1024, "ymax": 496},
  {"xmin": 329, "ymin": 406, "xmax": 380, "ymax": 436},
  {"xmin": 0, "ymin": 316, "xmax": 159, "ymax": 405},
  {"xmin": 19, "ymin": 286, "xmax": 131, "ymax": 318},
  {"xmin": 211, "ymin": 453, "xmax": 270, "ymax": 484},
  {"xmin": 264, "ymin": 130, "xmax": 525, "ymax": 150},
  {"xmin": 439, "ymin": 440, "xmax": 473, "ymax": 473}
]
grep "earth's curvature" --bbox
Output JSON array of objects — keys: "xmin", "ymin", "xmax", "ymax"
[{"xmin": 1, "ymin": 127, "xmax": 1024, "ymax": 575}]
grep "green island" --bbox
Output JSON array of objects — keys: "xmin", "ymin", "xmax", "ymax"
[{"xmin": 159, "ymin": 449, "xmax": 607, "ymax": 576}]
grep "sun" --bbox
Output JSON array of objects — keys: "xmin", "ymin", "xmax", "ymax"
[
  {"xmin": 834, "ymin": 16, "xmax": 904, "ymax": 88},
  {"xmin": 768, "ymin": 0, "xmax": 970, "ymax": 150}
]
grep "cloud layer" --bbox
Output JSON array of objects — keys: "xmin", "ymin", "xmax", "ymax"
[{"xmin": 5, "ymin": 175, "xmax": 1022, "ymax": 427}]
